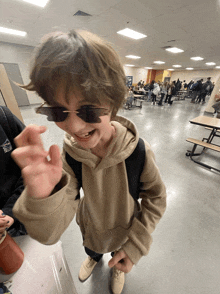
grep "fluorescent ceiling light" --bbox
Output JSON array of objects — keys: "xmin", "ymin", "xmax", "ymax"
[
  {"xmin": 0, "ymin": 26, "xmax": 27, "ymax": 37},
  {"xmin": 186, "ymin": 68, "xmax": 194, "ymax": 70},
  {"xmin": 23, "ymin": 0, "xmax": 49, "ymax": 7},
  {"xmin": 172, "ymin": 64, "xmax": 182, "ymax": 68},
  {"xmin": 206, "ymin": 62, "xmax": 216, "ymax": 66},
  {"xmin": 124, "ymin": 64, "xmax": 135, "ymax": 67},
  {"xmin": 145, "ymin": 67, "xmax": 152, "ymax": 69},
  {"xmin": 126, "ymin": 55, "xmax": 141, "ymax": 59},
  {"xmin": 190, "ymin": 56, "xmax": 204, "ymax": 61},
  {"xmin": 216, "ymin": 66, "xmax": 220, "ymax": 69},
  {"xmin": 166, "ymin": 47, "xmax": 184, "ymax": 53},
  {"xmin": 168, "ymin": 69, "xmax": 174, "ymax": 71},
  {"xmin": 117, "ymin": 28, "xmax": 147, "ymax": 40},
  {"xmin": 154, "ymin": 61, "xmax": 165, "ymax": 64}
]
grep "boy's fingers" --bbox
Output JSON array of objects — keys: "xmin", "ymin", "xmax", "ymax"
[
  {"xmin": 108, "ymin": 251, "xmax": 124, "ymax": 268},
  {"xmin": 14, "ymin": 125, "xmax": 47, "ymax": 148},
  {"xmin": 0, "ymin": 227, "xmax": 7, "ymax": 233},
  {"xmin": 0, "ymin": 210, "xmax": 5, "ymax": 218},
  {"xmin": 12, "ymin": 145, "xmax": 48, "ymax": 168},
  {"xmin": 49, "ymin": 145, "xmax": 62, "ymax": 167}
]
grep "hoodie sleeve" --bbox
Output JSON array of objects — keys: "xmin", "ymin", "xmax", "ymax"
[
  {"xmin": 13, "ymin": 150, "xmax": 80, "ymax": 245},
  {"xmin": 122, "ymin": 142, "xmax": 166, "ymax": 264}
]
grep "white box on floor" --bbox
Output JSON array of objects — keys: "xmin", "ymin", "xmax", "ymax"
[{"xmin": 0, "ymin": 235, "xmax": 77, "ymax": 294}]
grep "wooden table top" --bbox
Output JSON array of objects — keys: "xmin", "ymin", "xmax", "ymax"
[
  {"xmin": 190, "ymin": 115, "xmax": 220, "ymax": 129},
  {"xmin": 134, "ymin": 94, "xmax": 145, "ymax": 97}
]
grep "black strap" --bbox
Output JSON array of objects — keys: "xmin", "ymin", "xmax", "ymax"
[
  {"xmin": 0, "ymin": 106, "xmax": 17, "ymax": 147},
  {"xmin": 65, "ymin": 138, "xmax": 145, "ymax": 200},
  {"xmin": 125, "ymin": 138, "xmax": 145, "ymax": 199}
]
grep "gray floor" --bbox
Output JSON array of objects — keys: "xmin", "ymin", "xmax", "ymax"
[{"xmin": 19, "ymin": 98, "xmax": 220, "ymax": 294}]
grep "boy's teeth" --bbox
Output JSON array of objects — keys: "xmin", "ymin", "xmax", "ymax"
[
  {"xmin": 79, "ymin": 133, "xmax": 89, "ymax": 138},
  {"xmin": 79, "ymin": 131, "xmax": 93, "ymax": 138}
]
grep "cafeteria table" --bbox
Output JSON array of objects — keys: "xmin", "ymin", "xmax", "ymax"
[{"xmin": 186, "ymin": 115, "xmax": 220, "ymax": 172}]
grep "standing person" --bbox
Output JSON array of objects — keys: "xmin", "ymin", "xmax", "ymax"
[
  {"xmin": 11, "ymin": 30, "xmax": 167, "ymax": 294},
  {"xmin": 151, "ymin": 81, "xmax": 160, "ymax": 105},
  {"xmin": 148, "ymin": 80, "xmax": 154, "ymax": 102},
  {"xmin": 125, "ymin": 87, "xmax": 134, "ymax": 109},
  {"xmin": 190, "ymin": 79, "xmax": 203, "ymax": 103},
  {"xmin": 165, "ymin": 82, "xmax": 174, "ymax": 105},
  {"xmin": 194, "ymin": 79, "xmax": 204, "ymax": 103},
  {"xmin": 158, "ymin": 81, "xmax": 168, "ymax": 106},
  {"xmin": 197, "ymin": 77, "xmax": 213, "ymax": 104},
  {"xmin": 0, "ymin": 106, "xmax": 27, "ymax": 239}
]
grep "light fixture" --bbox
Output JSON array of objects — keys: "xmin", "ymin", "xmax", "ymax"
[
  {"xmin": 166, "ymin": 47, "xmax": 184, "ymax": 53},
  {"xmin": 145, "ymin": 67, "xmax": 152, "ymax": 69},
  {"xmin": 0, "ymin": 26, "xmax": 27, "ymax": 37},
  {"xmin": 216, "ymin": 66, "xmax": 220, "ymax": 69},
  {"xmin": 125, "ymin": 55, "xmax": 141, "ymax": 59},
  {"xmin": 167, "ymin": 69, "xmax": 174, "ymax": 71},
  {"xmin": 206, "ymin": 62, "xmax": 216, "ymax": 66},
  {"xmin": 154, "ymin": 61, "xmax": 165, "ymax": 64},
  {"xmin": 124, "ymin": 64, "xmax": 135, "ymax": 67},
  {"xmin": 23, "ymin": 0, "xmax": 49, "ymax": 7},
  {"xmin": 172, "ymin": 65, "xmax": 182, "ymax": 68},
  {"xmin": 190, "ymin": 57, "xmax": 204, "ymax": 61},
  {"xmin": 186, "ymin": 68, "xmax": 194, "ymax": 70},
  {"xmin": 117, "ymin": 28, "xmax": 147, "ymax": 40}
]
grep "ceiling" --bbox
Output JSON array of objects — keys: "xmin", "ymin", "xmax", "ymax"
[{"xmin": 1, "ymin": 0, "xmax": 220, "ymax": 71}]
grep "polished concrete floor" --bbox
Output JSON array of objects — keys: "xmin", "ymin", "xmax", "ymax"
[{"xmin": 19, "ymin": 98, "xmax": 220, "ymax": 294}]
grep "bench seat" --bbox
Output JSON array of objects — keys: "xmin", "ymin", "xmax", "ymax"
[
  {"xmin": 205, "ymin": 127, "xmax": 220, "ymax": 134},
  {"xmin": 186, "ymin": 138, "xmax": 220, "ymax": 172},
  {"xmin": 186, "ymin": 138, "xmax": 220, "ymax": 152}
]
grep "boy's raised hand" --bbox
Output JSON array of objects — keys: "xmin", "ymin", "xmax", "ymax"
[
  {"xmin": 108, "ymin": 250, "xmax": 134, "ymax": 273},
  {"xmin": 12, "ymin": 125, "xmax": 63, "ymax": 199}
]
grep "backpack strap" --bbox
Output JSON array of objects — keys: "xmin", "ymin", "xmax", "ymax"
[
  {"xmin": 65, "ymin": 152, "xmax": 82, "ymax": 200},
  {"xmin": 0, "ymin": 106, "xmax": 17, "ymax": 147},
  {"xmin": 125, "ymin": 138, "xmax": 145, "ymax": 200},
  {"xmin": 65, "ymin": 138, "xmax": 146, "ymax": 201}
]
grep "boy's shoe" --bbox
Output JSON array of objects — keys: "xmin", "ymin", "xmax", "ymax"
[
  {"xmin": 111, "ymin": 266, "xmax": 125, "ymax": 294},
  {"xmin": 78, "ymin": 257, "xmax": 98, "ymax": 282}
]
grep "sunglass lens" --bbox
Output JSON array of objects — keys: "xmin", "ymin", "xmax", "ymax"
[
  {"xmin": 50, "ymin": 107, "xmax": 68, "ymax": 122},
  {"xmin": 37, "ymin": 107, "xmax": 68, "ymax": 122},
  {"xmin": 76, "ymin": 108, "xmax": 100, "ymax": 123}
]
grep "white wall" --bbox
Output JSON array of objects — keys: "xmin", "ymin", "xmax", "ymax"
[
  {"xmin": 171, "ymin": 69, "xmax": 220, "ymax": 84},
  {"xmin": 124, "ymin": 66, "xmax": 148, "ymax": 84},
  {"xmin": 0, "ymin": 41, "xmax": 41, "ymax": 104}
]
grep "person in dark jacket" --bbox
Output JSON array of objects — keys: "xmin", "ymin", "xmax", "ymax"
[
  {"xmin": 197, "ymin": 77, "xmax": 213, "ymax": 104},
  {"xmin": 190, "ymin": 79, "xmax": 203, "ymax": 103},
  {"xmin": 0, "ymin": 106, "xmax": 27, "ymax": 239}
]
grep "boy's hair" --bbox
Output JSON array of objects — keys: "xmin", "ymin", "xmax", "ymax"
[{"xmin": 22, "ymin": 30, "xmax": 127, "ymax": 118}]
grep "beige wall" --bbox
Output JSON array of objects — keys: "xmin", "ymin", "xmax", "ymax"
[
  {"xmin": 170, "ymin": 69, "xmax": 220, "ymax": 84},
  {"xmin": 124, "ymin": 66, "xmax": 148, "ymax": 84},
  {"xmin": 0, "ymin": 41, "xmax": 41, "ymax": 104}
]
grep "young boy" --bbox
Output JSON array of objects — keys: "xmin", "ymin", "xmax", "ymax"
[{"xmin": 12, "ymin": 30, "xmax": 166, "ymax": 294}]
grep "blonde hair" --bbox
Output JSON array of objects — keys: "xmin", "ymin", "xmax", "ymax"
[{"xmin": 22, "ymin": 30, "xmax": 127, "ymax": 118}]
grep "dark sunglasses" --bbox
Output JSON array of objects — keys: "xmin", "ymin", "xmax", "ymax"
[{"xmin": 35, "ymin": 102, "xmax": 110, "ymax": 123}]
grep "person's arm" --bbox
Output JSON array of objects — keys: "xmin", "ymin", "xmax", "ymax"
[
  {"xmin": 2, "ymin": 175, "xmax": 24, "ymax": 220},
  {"xmin": 12, "ymin": 125, "xmax": 79, "ymax": 244},
  {"xmin": 121, "ymin": 141, "xmax": 167, "ymax": 264},
  {"xmin": 13, "ymin": 169, "xmax": 80, "ymax": 244},
  {"xmin": 0, "ymin": 110, "xmax": 25, "ymax": 233}
]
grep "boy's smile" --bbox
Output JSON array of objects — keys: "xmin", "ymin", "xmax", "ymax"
[{"xmin": 54, "ymin": 88, "xmax": 115, "ymax": 155}]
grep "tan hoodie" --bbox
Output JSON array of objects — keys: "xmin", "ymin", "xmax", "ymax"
[{"xmin": 13, "ymin": 116, "xmax": 166, "ymax": 264}]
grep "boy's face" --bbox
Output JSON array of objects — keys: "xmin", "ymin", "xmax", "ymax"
[{"xmin": 53, "ymin": 88, "xmax": 114, "ymax": 151}]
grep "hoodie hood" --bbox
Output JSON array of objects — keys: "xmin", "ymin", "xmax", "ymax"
[{"xmin": 63, "ymin": 115, "xmax": 139, "ymax": 170}]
